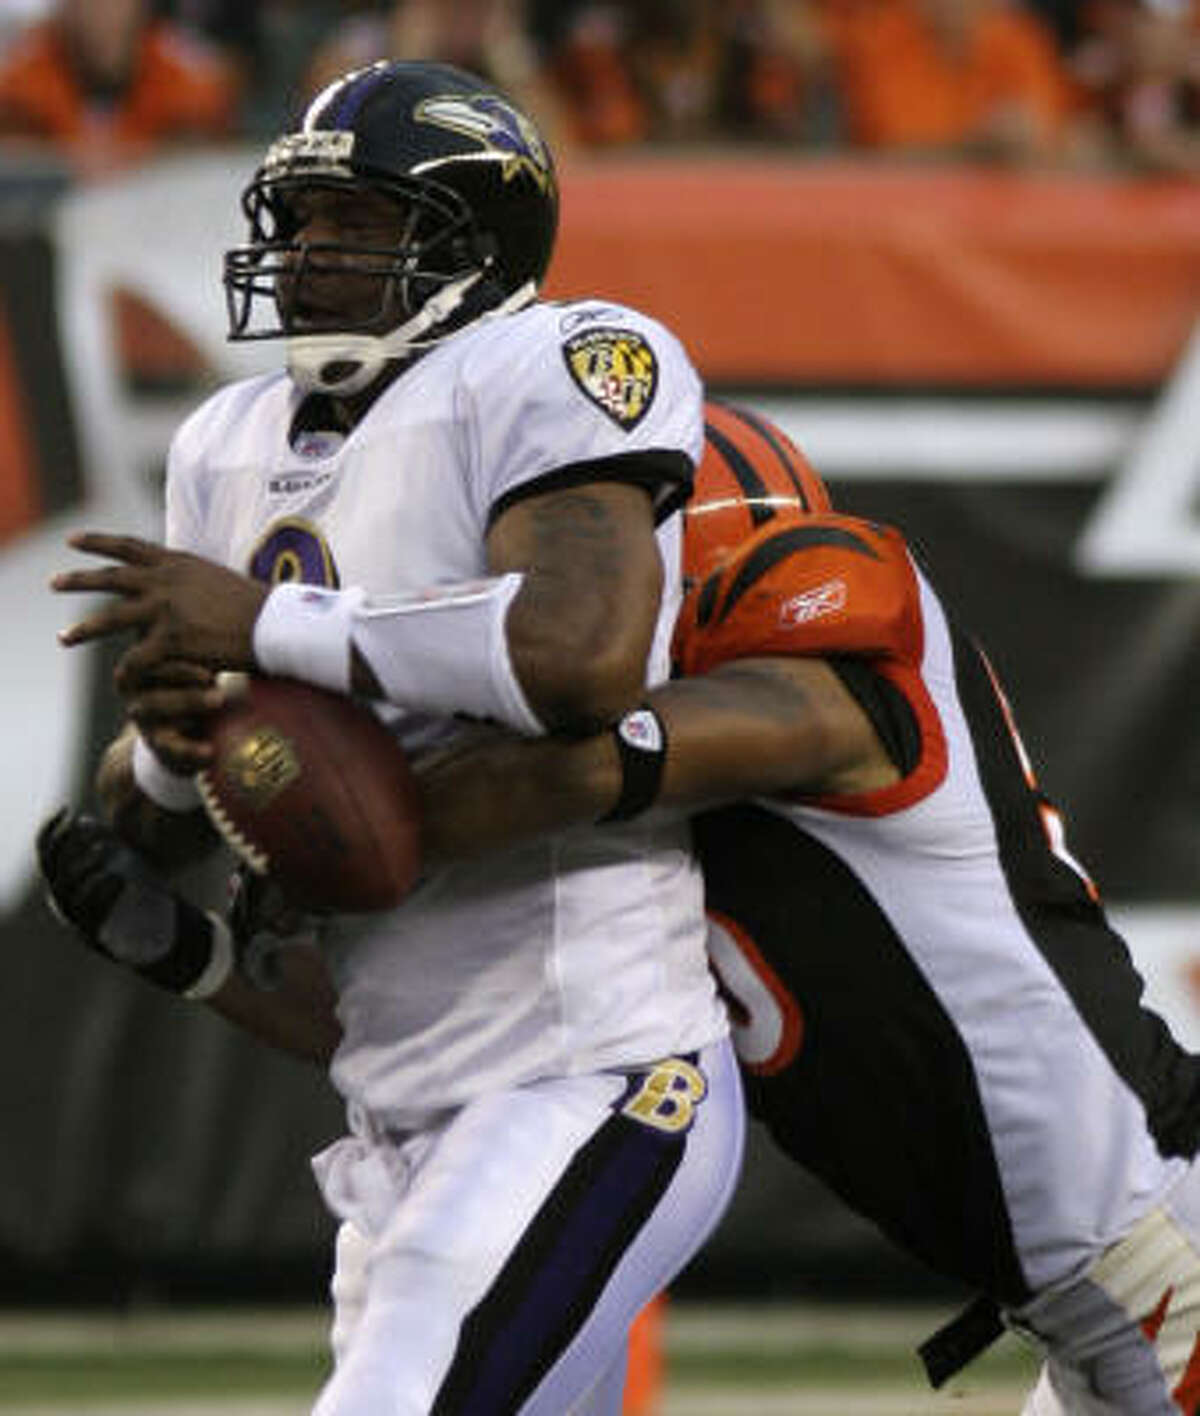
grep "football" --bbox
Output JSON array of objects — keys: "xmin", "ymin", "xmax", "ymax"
[{"xmin": 197, "ymin": 673, "xmax": 423, "ymax": 913}]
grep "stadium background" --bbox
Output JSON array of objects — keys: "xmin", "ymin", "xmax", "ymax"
[{"xmin": 0, "ymin": 144, "xmax": 1196, "ymax": 1407}]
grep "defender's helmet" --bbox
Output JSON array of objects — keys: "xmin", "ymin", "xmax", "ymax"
[
  {"xmin": 224, "ymin": 60, "xmax": 558, "ymax": 395},
  {"xmin": 685, "ymin": 401, "xmax": 832, "ymax": 586}
]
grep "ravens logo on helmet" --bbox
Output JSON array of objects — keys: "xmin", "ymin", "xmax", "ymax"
[{"xmin": 224, "ymin": 60, "xmax": 559, "ymax": 396}]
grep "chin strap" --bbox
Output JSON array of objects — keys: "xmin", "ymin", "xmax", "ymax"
[{"xmin": 286, "ymin": 276, "xmax": 539, "ymax": 396}]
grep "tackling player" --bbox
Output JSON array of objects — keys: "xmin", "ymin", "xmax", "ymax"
[
  {"xmin": 43, "ymin": 60, "xmax": 744, "ymax": 1416},
  {"xmin": 671, "ymin": 409, "xmax": 1200, "ymax": 1416}
]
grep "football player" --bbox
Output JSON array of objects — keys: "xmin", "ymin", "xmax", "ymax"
[
  {"xmin": 671, "ymin": 408, "xmax": 1200, "ymax": 1415},
  {"xmin": 45, "ymin": 399, "xmax": 1200, "ymax": 1412},
  {"xmin": 45, "ymin": 61, "xmax": 744, "ymax": 1416}
]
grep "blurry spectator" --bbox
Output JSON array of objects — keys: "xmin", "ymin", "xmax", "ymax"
[
  {"xmin": 820, "ymin": 0, "xmax": 1074, "ymax": 163},
  {"xmin": 0, "ymin": 0, "xmax": 239, "ymax": 171},
  {"xmin": 0, "ymin": 0, "xmax": 51, "ymax": 51},
  {"xmin": 153, "ymin": 0, "xmax": 266, "ymax": 91},
  {"xmin": 1023, "ymin": 0, "xmax": 1091, "ymax": 52},
  {"xmin": 303, "ymin": 0, "xmax": 571, "ymax": 150},
  {"xmin": 624, "ymin": 0, "xmax": 728, "ymax": 142},
  {"xmin": 1066, "ymin": 0, "xmax": 1200, "ymax": 172},
  {"xmin": 526, "ymin": 0, "xmax": 589, "ymax": 53},
  {"xmin": 730, "ymin": 0, "xmax": 841, "ymax": 142},
  {"xmin": 550, "ymin": 0, "xmax": 829, "ymax": 147},
  {"xmin": 620, "ymin": 0, "xmax": 722, "ymax": 142},
  {"xmin": 547, "ymin": 3, "xmax": 644, "ymax": 145}
]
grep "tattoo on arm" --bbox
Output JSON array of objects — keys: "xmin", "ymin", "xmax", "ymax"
[
  {"xmin": 518, "ymin": 490, "xmax": 625, "ymax": 603},
  {"xmin": 493, "ymin": 483, "xmax": 660, "ymax": 735}
]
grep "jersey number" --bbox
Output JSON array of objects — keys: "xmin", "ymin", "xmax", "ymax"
[
  {"xmin": 248, "ymin": 518, "xmax": 340, "ymax": 589},
  {"xmin": 706, "ymin": 911, "xmax": 804, "ymax": 1076}
]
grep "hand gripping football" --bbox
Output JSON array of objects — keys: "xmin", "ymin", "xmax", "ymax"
[{"xmin": 197, "ymin": 674, "xmax": 423, "ymax": 913}]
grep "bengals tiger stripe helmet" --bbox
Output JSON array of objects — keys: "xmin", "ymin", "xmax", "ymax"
[{"xmin": 685, "ymin": 401, "xmax": 831, "ymax": 587}]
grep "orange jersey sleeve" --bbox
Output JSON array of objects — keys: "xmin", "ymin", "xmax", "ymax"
[
  {"xmin": 673, "ymin": 513, "xmax": 922, "ymax": 677},
  {"xmin": 674, "ymin": 513, "xmax": 952, "ymax": 817}
]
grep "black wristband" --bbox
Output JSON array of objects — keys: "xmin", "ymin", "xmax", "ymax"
[{"xmin": 599, "ymin": 706, "xmax": 668, "ymax": 823}]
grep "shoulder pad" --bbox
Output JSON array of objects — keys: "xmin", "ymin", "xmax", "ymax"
[{"xmin": 673, "ymin": 514, "xmax": 922, "ymax": 675}]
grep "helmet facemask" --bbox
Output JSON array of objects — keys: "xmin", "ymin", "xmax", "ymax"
[{"xmin": 225, "ymin": 170, "xmax": 497, "ymax": 395}]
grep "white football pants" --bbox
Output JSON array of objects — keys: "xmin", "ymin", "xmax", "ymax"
[
  {"xmin": 1017, "ymin": 1159, "xmax": 1200, "ymax": 1414},
  {"xmin": 311, "ymin": 1039, "xmax": 743, "ymax": 1415}
]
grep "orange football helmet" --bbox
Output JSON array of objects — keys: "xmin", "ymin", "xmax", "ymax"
[{"xmin": 685, "ymin": 401, "xmax": 831, "ymax": 587}]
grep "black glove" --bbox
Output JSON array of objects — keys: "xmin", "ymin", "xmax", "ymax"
[
  {"xmin": 227, "ymin": 864, "xmax": 317, "ymax": 990},
  {"xmin": 36, "ymin": 809, "xmax": 233, "ymax": 999}
]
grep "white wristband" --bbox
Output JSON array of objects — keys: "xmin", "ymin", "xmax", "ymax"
[
  {"xmin": 252, "ymin": 583, "xmax": 366, "ymax": 692},
  {"xmin": 184, "ymin": 913, "xmax": 235, "ymax": 1001},
  {"xmin": 251, "ymin": 575, "xmax": 543, "ymax": 735},
  {"xmin": 352, "ymin": 574, "xmax": 543, "ymax": 734},
  {"xmin": 132, "ymin": 733, "xmax": 202, "ymax": 812}
]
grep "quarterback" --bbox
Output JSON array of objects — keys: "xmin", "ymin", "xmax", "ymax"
[{"xmin": 47, "ymin": 61, "xmax": 743, "ymax": 1415}]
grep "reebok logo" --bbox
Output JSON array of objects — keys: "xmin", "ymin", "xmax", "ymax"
[{"xmin": 780, "ymin": 578, "xmax": 846, "ymax": 627}]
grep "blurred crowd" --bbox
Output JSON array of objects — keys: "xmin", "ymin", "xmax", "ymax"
[{"xmin": 0, "ymin": 0, "xmax": 1195, "ymax": 177}]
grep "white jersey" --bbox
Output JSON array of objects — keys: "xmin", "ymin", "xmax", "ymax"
[{"xmin": 166, "ymin": 299, "xmax": 727, "ymax": 1128}]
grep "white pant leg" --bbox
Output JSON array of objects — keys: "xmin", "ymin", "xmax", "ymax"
[
  {"xmin": 329, "ymin": 1221, "xmax": 371, "ymax": 1369},
  {"xmin": 1020, "ymin": 1363, "xmax": 1065, "ymax": 1416},
  {"xmin": 1010, "ymin": 1160, "xmax": 1200, "ymax": 1415},
  {"xmin": 312, "ymin": 1038, "xmax": 742, "ymax": 1416},
  {"xmin": 325, "ymin": 1177, "xmax": 634, "ymax": 1416},
  {"xmin": 562, "ymin": 1345, "xmax": 629, "ymax": 1416},
  {"xmin": 521, "ymin": 1039, "xmax": 743, "ymax": 1416}
]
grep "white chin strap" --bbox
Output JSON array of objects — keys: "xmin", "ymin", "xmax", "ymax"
[{"xmin": 286, "ymin": 275, "xmax": 537, "ymax": 396}]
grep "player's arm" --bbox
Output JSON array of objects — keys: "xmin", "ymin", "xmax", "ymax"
[
  {"xmin": 342, "ymin": 473, "xmax": 664, "ymax": 735},
  {"xmin": 416, "ymin": 654, "xmax": 895, "ymax": 864},
  {"xmin": 647, "ymin": 655, "xmax": 896, "ymax": 805},
  {"xmin": 418, "ymin": 511, "xmax": 919, "ymax": 859},
  {"xmin": 53, "ymin": 314, "xmax": 688, "ymax": 744},
  {"xmin": 481, "ymin": 479, "xmax": 662, "ymax": 734},
  {"xmin": 96, "ymin": 721, "xmax": 222, "ymax": 869},
  {"xmin": 36, "ymin": 808, "xmax": 340, "ymax": 1065},
  {"xmin": 207, "ymin": 940, "xmax": 339, "ymax": 1066},
  {"xmin": 342, "ymin": 479, "xmax": 661, "ymax": 736},
  {"xmin": 52, "ymin": 476, "xmax": 663, "ymax": 746}
]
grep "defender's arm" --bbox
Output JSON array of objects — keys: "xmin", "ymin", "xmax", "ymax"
[{"xmin": 416, "ymin": 655, "xmax": 896, "ymax": 865}]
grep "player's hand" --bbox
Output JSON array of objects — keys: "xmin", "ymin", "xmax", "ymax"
[
  {"xmin": 228, "ymin": 864, "xmax": 316, "ymax": 989},
  {"xmin": 36, "ymin": 809, "xmax": 232, "ymax": 998},
  {"xmin": 51, "ymin": 533, "xmax": 268, "ymax": 687},
  {"xmin": 123, "ymin": 661, "xmax": 224, "ymax": 775}
]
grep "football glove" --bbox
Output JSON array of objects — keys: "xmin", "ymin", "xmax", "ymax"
[
  {"xmin": 36, "ymin": 808, "xmax": 233, "ymax": 1000},
  {"xmin": 227, "ymin": 863, "xmax": 317, "ymax": 990}
]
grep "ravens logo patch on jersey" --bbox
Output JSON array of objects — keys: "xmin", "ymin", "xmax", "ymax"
[{"xmin": 562, "ymin": 326, "xmax": 658, "ymax": 429}]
